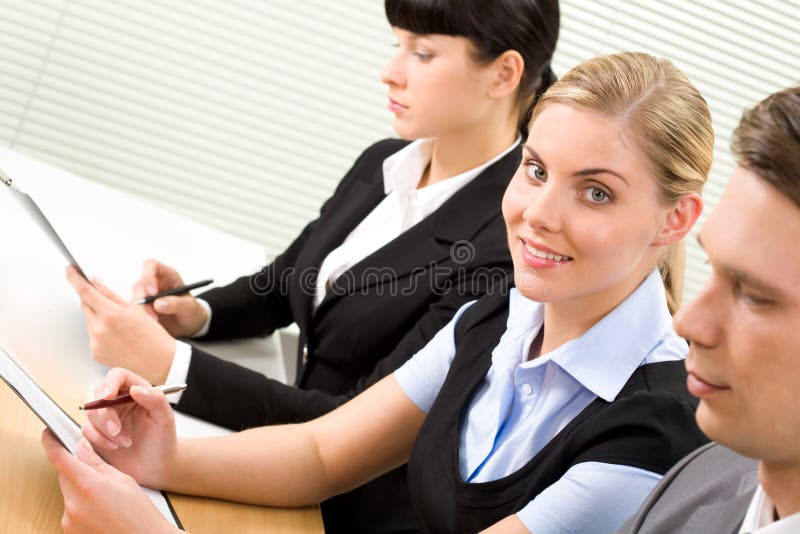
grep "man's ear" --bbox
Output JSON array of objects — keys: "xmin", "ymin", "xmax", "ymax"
[
  {"xmin": 653, "ymin": 192, "xmax": 704, "ymax": 246},
  {"xmin": 487, "ymin": 50, "xmax": 524, "ymax": 100}
]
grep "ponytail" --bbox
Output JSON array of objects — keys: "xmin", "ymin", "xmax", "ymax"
[
  {"xmin": 659, "ymin": 241, "xmax": 685, "ymax": 315},
  {"xmin": 520, "ymin": 65, "xmax": 558, "ymax": 137},
  {"xmin": 536, "ymin": 65, "xmax": 558, "ymax": 102}
]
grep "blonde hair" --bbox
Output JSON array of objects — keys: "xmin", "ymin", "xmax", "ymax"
[{"xmin": 530, "ymin": 52, "xmax": 714, "ymax": 313}]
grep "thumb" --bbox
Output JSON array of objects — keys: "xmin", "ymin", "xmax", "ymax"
[
  {"xmin": 76, "ymin": 437, "xmax": 114, "ymax": 474},
  {"xmin": 152, "ymin": 295, "xmax": 195, "ymax": 317}
]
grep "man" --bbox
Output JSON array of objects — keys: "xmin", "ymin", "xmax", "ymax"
[{"xmin": 621, "ymin": 86, "xmax": 800, "ymax": 532}]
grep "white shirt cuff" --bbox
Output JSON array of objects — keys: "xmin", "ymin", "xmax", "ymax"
[
  {"xmin": 165, "ymin": 340, "xmax": 193, "ymax": 404},
  {"xmin": 190, "ymin": 298, "xmax": 213, "ymax": 338}
]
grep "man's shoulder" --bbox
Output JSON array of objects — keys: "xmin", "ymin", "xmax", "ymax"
[{"xmin": 619, "ymin": 442, "xmax": 759, "ymax": 533}]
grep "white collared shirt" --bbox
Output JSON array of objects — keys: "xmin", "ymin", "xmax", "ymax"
[
  {"xmin": 165, "ymin": 137, "xmax": 520, "ymax": 402},
  {"xmin": 394, "ymin": 269, "xmax": 687, "ymax": 533},
  {"xmin": 312, "ymin": 136, "xmax": 519, "ymax": 308},
  {"xmin": 740, "ymin": 485, "xmax": 800, "ymax": 533}
]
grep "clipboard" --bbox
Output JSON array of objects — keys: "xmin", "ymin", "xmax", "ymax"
[
  {"xmin": 0, "ymin": 344, "xmax": 183, "ymax": 529},
  {"xmin": 0, "ymin": 166, "xmax": 88, "ymax": 280}
]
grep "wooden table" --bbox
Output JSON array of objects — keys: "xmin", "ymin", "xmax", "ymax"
[
  {"xmin": 0, "ymin": 384, "xmax": 323, "ymax": 533},
  {"xmin": 0, "ymin": 148, "xmax": 323, "ymax": 532}
]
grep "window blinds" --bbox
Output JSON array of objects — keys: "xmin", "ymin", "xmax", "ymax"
[{"xmin": 0, "ymin": 0, "xmax": 798, "ymax": 300}]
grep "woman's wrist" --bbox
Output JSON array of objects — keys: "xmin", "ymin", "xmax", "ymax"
[{"xmin": 159, "ymin": 436, "xmax": 190, "ymax": 493}]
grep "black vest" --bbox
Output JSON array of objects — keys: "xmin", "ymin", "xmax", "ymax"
[{"xmin": 407, "ymin": 291, "xmax": 709, "ymax": 533}]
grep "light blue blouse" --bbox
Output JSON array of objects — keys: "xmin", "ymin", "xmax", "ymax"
[{"xmin": 394, "ymin": 269, "xmax": 688, "ymax": 533}]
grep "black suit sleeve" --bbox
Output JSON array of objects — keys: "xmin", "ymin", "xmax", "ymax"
[
  {"xmin": 192, "ymin": 222, "xmax": 312, "ymax": 340},
  {"xmin": 176, "ymin": 347, "xmax": 346, "ymax": 429},
  {"xmin": 174, "ymin": 213, "xmax": 512, "ymax": 428}
]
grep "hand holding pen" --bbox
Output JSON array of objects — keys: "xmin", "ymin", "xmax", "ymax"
[
  {"xmin": 132, "ymin": 259, "xmax": 212, "ymax": 338},
  {"xmin": 80, "ymin": 368, "xmax": 179, "ymax": 487},
  {"xmin": 80, "ymin": 383, "xmax": 188, "ymax": 411},
  {"xmin": 135, "ymin": 279, "xmax": 213, "ymax": 305}
]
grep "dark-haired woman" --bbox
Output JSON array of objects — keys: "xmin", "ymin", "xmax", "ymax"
[{"xmin": 65, "ymin": 1, "xmax": 559, "ymax": 531}]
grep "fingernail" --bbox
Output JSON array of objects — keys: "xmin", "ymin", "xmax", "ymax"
[
  {"xmin": 147, "ymin": 284, "xmax": 157, "ymax": 295},
  {"xmin": 102, "ymin": 387, "xmax": 110, "ymax": 399},
  {"xmin": 132, "ymin": 385, "xmax": 149, "ymax": 398},
  {"xmin": 118, "ymin": 434, "xmax": 132, "ymax": 448},
  {"xmin": 154, "ymin": 300, "xmax": 167, "ymax": 312},
  {"xmin": 107, "ymin": 419, "xmax": 120, "ymax": 436}
]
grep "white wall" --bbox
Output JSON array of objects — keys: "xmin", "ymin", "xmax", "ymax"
[{"xmin": 1, "ymin": 0, "xmax": 798, "ymax": 300}]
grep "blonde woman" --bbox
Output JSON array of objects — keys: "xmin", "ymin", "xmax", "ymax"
[
  {"xmin": 63, "ymin": 1, "xmax": 560, "ymax": 530},
  {"xmin": 45, "ymin": 53, "xmax": 713, "ymax": 534}
]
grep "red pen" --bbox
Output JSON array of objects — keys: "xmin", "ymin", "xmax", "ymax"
[{"xmin": 78, "ymin": 383, "xmax": 187, "ymax": 411}]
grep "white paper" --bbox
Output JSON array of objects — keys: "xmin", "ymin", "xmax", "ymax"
[{"xmin": 0, "ymin": 345, "xmax": 181, "ymax": 528}]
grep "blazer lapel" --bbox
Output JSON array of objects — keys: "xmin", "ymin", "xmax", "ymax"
[
  {"xmin": 319, "ymin": 144, "xmax": 521, "ymax": 308},
  {"xmin": 293, "ymin": 163, "xmax": 387, "ymax": 330},
  {"xmin": 432, "ymin": 143, "xmax": 521, "ymax": 243},
  {"xmin": 302, "ymin": 177, "xmax": 386, "ymax": 271}
]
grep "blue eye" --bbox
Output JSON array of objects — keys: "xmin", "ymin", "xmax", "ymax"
[{"xmin": 525, "ymin": 162, "xmax": 547, "ymax": 182}]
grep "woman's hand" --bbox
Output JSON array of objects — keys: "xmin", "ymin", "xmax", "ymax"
[
  {"xmin": 66, "ymin": 266, "xmax": 176, "ymax": 385},
  {"xmin": 80, "ymin": 368, "xmax": 179, "ymax": 489},
  {"xmin": 133, "ymin": 259, "xmax": 209, "ymax": 338},
  {"xmin": 41, "ymin": 432, "xmax": 179, "ymax": 534}
]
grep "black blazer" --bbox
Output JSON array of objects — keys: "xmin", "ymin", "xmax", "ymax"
[
  {"xmin": 177, "ymin": 138, "xmax": 520, "ymax": 428},
  {"xmin": 175, "ymin": 139, "xmax": 519, "ymax": 533}
]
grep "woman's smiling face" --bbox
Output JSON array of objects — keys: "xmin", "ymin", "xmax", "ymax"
[{"xmin": 502, "ymin": 103, "xmax": 671, "ymax": 310}]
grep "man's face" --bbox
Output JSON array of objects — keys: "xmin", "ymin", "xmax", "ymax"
[{"xmin": 674, "ymin": 166, "xmax": 800, "ymax": 463}]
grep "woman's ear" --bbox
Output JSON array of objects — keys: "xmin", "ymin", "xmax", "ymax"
[
  {"xmin": 487, "ymin": 50, "xmax": 524, "ymax": 100},
  {"xmin": 653, "ymin": 192, "xmax": 704, "ymax": 246}
]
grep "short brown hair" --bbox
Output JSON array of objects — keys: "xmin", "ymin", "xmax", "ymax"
[{"xmin": 732, "ymin": 86, "xmax": 800, "ymax": 208}]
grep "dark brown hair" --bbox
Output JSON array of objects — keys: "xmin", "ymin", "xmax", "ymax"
[
  {"xmin": 732, "ymin": 86, "xmax": 800, "ymax": 208},
  {"xmin": 385, "ymin": 0, "xmax": 560, "ymax": 135}
]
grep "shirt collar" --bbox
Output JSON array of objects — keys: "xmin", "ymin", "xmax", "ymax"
[
  {"xmin": 740, "ymin": 485, "xmax": 800, "ymax": 533},
  {"xmin": 509, "ymin": 269, "xmax": 677, "ymax": 402},
  {"xmin": 551, "ymin": 269, "xmax": 677, "ymax": 401},
  {"xmin": 381, "ymin": 136, "xmax": 521, "ymax": 195}
]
